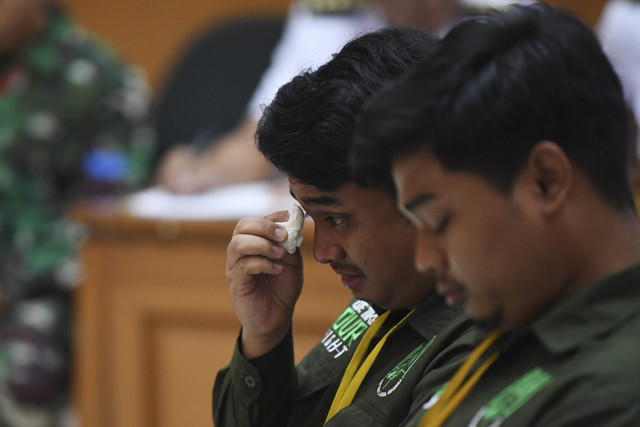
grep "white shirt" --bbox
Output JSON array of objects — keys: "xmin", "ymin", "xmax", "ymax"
[
  {"xmin": 246, "ymin": 1, "xmax": 386, "ymax": 121},
  {"xmin": 598, "ymin": 0, "xmax": 640, "ymax": 156}
]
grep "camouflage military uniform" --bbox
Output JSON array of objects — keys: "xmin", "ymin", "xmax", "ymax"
[{"xmin": 0, "ymin": 5, "xmax": 155, "ymax": 426}]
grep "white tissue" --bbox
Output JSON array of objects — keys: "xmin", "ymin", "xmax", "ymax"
[{"xmin": 276, "ymin": 204, "xmax": 305, "ymax": 254}]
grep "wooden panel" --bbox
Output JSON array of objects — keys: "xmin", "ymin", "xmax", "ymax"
[
  {"xmin": 72, "ymin": 201, "xmax": 350, "ymax": 427},
  {"xmin": 64, "ymin": 0, "xmax": 291, "ymax": 91},
  {"xmin": 153, "ymin": 322, "xmax": 238, "ymax": 427}
]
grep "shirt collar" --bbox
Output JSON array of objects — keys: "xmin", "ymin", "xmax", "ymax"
[
  {"xmin": 531, "ymin": 262, "xmax": 640, "ymax": 354},
  {"xmin": 406, "ymin": 291, "xmax": 464, "ymax": 340}
]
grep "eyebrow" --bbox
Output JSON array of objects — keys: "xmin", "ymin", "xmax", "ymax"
[
  {"xmin": 290, "ymin": 190, "xmax": 341, "ymax": 207},
  {"xmin": 402, "ymin": 193, "xmax": 435, "ymax": 213}
]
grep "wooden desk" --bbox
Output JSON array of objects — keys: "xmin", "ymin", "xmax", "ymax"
[{"xmin": 72, "ymin": 200, "xmax": 350, "ymax": 427}]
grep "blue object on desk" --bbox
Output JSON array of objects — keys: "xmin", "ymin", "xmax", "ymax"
[{"xmin": 83, "ymin": 148, "xmax": 128, "ymax": 183}]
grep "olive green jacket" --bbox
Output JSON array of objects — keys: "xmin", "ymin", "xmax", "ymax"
[
  {"xmin": 213, "ymin": 293, "xmax": 481, "ymax": 426},
  {"xmin": 405, "ymin": 263, "xmax": 640, "ymax": 427}
]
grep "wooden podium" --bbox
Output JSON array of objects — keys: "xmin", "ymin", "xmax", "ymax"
[{"xmin": 71, "ymin": 200, "xmax": 350, "ymax": 427}]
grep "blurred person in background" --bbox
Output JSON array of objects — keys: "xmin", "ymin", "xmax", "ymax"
[
  {"xmin": 598, "ymin": 0, "xmax": 640, "ymax": 187},
  {"xmin": 154, "ymin": 0, "xmax": 465, "ymax": 194},
  {"xmin": 0, "ymin": 0, "xmax": 155, "ymax": 425}
]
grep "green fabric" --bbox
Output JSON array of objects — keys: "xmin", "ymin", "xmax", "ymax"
[
  {"xmin": 213, "ymin": 294, "xmax": 480, "ymax": 426},
  {"xmin": 405, "ymin": 263, "xmax": 640, "ymax": 427},
  {"xmin": 0, "ymin": 9, "xmax": 155, "ymax": 302}
]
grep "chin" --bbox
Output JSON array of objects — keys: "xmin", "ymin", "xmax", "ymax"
[
  {"xmin": 377, "ymin": 298, "xmax": 412, "ymax": 312},
  {"xmin": 473, "ymin": 317, "xmax": 503, "ymax": 332},
  {"xmin": 467, "ymin": 307, "xmax": 504, "ymax": 331}
]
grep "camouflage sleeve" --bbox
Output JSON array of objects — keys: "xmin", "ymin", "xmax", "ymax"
[
  {"xmin": 0, "ymin": 12, "xmax": 157, "ymax": 300},
  {"xmin": 66, "ymin": 29, "xmax": 156, "ymax": 196}
]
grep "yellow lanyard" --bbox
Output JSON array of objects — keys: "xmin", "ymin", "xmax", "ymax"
[
  {"xmin": 419, "ymin": 329, "xmax": 503, "ymax": 427},
  {"xmin": 324, "ymin": 308, "xmax": 415, "ymax": 424}
]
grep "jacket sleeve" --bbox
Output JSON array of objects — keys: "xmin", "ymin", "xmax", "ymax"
[{"xmin": 213, "ymin": 327, "xmax": 297, "ymax": 427}]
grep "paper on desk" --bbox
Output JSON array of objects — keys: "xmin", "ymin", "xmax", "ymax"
[{"xmin": 125, "ymin": 181, "xmax": 296, "ymax": 221}]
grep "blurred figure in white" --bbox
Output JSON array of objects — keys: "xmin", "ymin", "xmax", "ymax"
[
  {"xmin": 154, "ymin": 0, "xmax": 465, "ymax": 194},
  {"xmin": 598, "ymin": 0, "xmax": 640, "ymax": 186}
]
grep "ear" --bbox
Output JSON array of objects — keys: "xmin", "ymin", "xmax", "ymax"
[{"xmin": 519, "ymin": 141, "xmax": 572, "ymax": 215}]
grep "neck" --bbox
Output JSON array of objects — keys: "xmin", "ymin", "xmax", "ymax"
[{"xmin": 564, "ymin": 201, "xmax": 640, "ymax": 297}]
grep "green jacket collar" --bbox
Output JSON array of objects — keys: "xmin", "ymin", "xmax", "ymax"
[
  {"xmin": 408, "ymin": 291, "xmax": 464, "ymax": 340},
  {"xmin": 531, "ymin": 263, "xmax": 640, "ymax": 354}
]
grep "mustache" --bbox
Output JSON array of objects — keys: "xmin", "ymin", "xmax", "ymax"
[{"xmin": 330, "ymin": 262, "xmax": 366, "ymax": 277}]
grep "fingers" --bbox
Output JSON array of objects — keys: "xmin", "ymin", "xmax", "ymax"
[
  {"xmin": 227, "ymin": 216, "xmax": 290, "ymax": 281},
  {"xmin": 155, "ymin": 145, "xmax": 204, "ymax": 193},
  {"xmin": 233, "ymin": 215, "xmax": 289, "ymax": 242},
  {"xmin": 155, "ymin": 145, "xmax": 191, "ymax": 183},
  {"xmin": 228, "ymin": 249, "xmax": 284, "ymax": 282},
  {"xmin": 155, "ymin": 145, "xmax": 226, "ymax": 194},
  {"xmin": 227, "ymin": 232, "xmax": 286, "ymax": 267}
]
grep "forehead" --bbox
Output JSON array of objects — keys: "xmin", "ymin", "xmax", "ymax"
[
  {"xmin": 288, "ymin": 178, "xmax": 342, "ymax": 208},
  {"xmin": 393, "ymin": 146, "xmax": 515, "ymax": 220},
  {"xmin": 392, "ymin": 146, "xmax": 444, "ymax": 205},
  {"xmin": 288, "ymin": 177, "xmax": 399, "ymax": 215}
]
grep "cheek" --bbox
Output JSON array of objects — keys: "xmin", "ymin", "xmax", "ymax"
[
  {"xmin": 363, "ymin": 227, "xmax": 415, "ymax": 269},
  {"xmin": 448, "ymin": 212, "xmax": 515, "ymax": 284}
]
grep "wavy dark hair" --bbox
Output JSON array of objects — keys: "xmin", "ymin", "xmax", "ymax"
[
  {"xmin": 256, "ymin": 26, "xmax": 440, "ymax": 192},
  {"xmin": 352, "ymin": 4, "xmax": 633, "ymax": 209}
]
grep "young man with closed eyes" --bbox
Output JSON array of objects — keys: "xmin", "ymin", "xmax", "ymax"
[{"xmin": 351, "ymin": 4, "xmax": 640, "ymax": 426}]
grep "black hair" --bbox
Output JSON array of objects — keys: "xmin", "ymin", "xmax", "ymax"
[
  {"xmin": 256, "ymin": 26, "xmax": 440, "ymax": 192},
  {"xmin": 352, "ymin": 4, "xmax": 634, "ymax": 209}
]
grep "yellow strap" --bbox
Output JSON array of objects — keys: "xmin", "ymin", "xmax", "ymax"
[
  {"xmin": 419, "ymin": 329, "xmax": 502, "ymax": 427},
  {"xmin": 324, "ymin": 308, "xmax": 415, "ymax": 423}
]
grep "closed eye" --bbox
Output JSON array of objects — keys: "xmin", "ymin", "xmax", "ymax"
[{"xmin": 435, "ymin": 216, "xmax": 450, "ymax": 235}]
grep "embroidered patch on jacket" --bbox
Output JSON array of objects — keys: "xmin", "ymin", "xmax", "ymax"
[
  {"xmin": 469, "ymin": 367, "xmax": 553, "ymax": 427},
  {"xmin": 376, "ymin": 336, "xmax": 437, "ymax": 397},
  {"xmin": 322, "ymin": 300, "xmax": 378, "ymax": 359},
  {"xmin": 422, "ymin": 383, "xmax": 447, "ymax": 410}
]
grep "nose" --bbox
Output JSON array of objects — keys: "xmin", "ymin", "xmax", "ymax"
[
  {"xmin": 414, "ymin": 231, "xmax": 447, "ymax": 276},
  {"xmin": 312, "ymin": 225, "xmax": 345, "ymax": 264}
]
